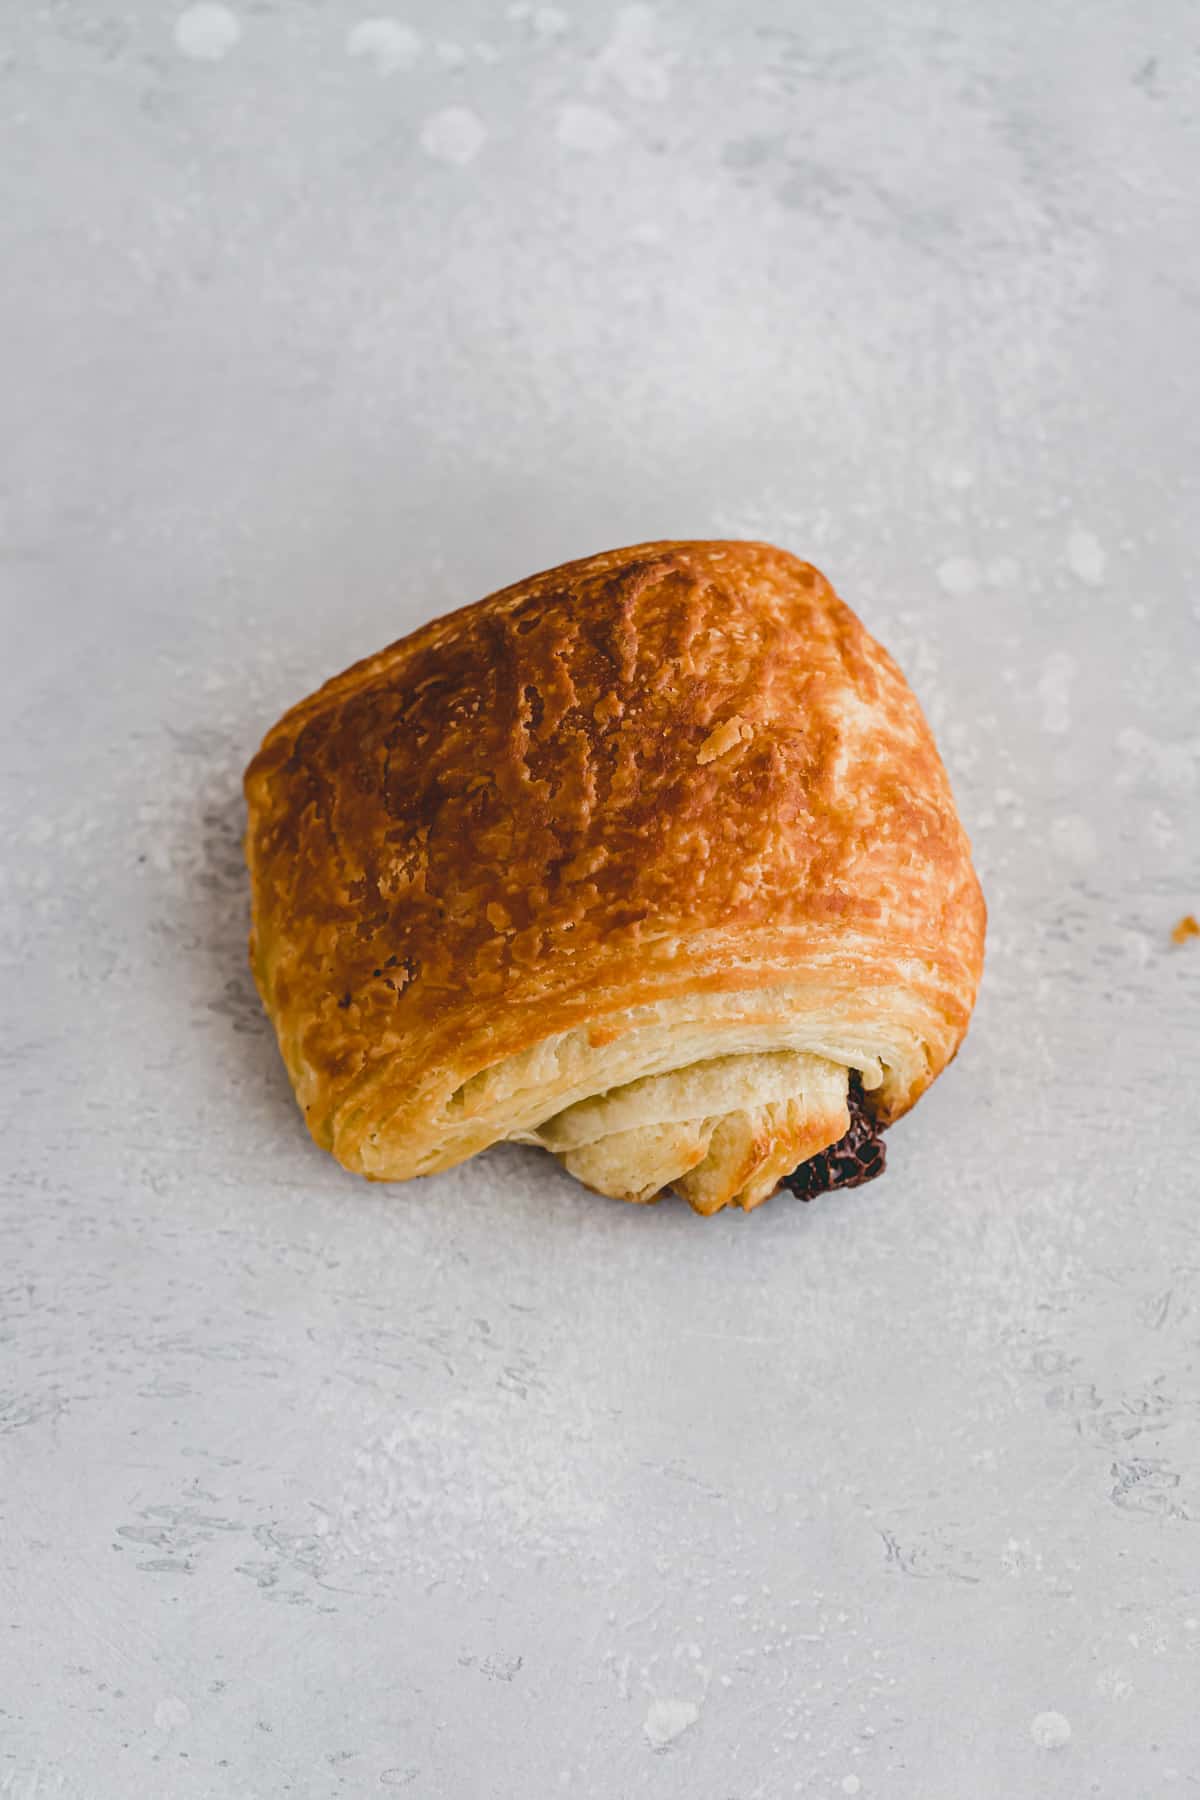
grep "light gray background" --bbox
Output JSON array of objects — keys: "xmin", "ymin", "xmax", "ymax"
[{"xmin": 4, "ymin": 1, "xmax": 1200, "ymax": 1795}]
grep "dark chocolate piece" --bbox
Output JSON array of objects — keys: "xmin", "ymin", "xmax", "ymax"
[{"xmin": 781, "ymin": 1075, "xmax": 887, "ymax": 1202}]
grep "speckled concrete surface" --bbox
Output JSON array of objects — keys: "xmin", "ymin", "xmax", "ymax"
[{"xmin": 4, "ymin": 3, "xmax": 1200, "ymax": 1795}]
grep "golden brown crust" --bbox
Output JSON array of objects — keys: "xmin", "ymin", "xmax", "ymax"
[{"xmin": 244, "ymin": 541, "xmax": 985, "ymax": 1199}]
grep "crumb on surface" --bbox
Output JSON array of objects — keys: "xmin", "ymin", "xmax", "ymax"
[
  {"xmin": 1171, "ymin": 913, "xmax": 1199, "ymax": 946},
  {"xmin": 696, "ymin": 714, "xmax": 753, "ymax": 764}
]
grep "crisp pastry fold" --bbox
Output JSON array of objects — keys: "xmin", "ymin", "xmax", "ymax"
[{"xmin": 244, "ymin": 540, "xmax": 985, "ymax": 1213}]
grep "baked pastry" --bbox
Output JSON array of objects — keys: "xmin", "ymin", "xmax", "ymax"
[{"xmin": 244, "ymin": 540, "xmax": 985, "ymax": 1214}]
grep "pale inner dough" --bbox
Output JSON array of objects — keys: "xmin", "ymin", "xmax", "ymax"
[
  {"xmin": 348, "ymin": 978, "xmax": 923, "ymax": 1194},
  {"xmin": 522, "ymin": 1050, "xmax": 855, "ymax": 1213}
]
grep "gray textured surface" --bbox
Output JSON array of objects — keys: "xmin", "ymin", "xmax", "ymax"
[{"xmin": 4, "ymin": 1, "xmax": 1200, "ymax": 1794}]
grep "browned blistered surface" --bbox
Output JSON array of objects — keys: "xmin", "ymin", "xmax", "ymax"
[{"xmin": 244, "ymin": 541, "xmax": 986, "ymax": 1178}]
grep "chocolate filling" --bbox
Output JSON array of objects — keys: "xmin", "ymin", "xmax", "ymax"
[{"xmin": 780, "ymin": 1074, "xmax": 887, "ymax": 1202}]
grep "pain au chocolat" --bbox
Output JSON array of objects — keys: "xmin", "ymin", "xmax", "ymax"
[{"xmin": 244, "ymin": 541, "xmax": 985, "ymax": 1214}]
